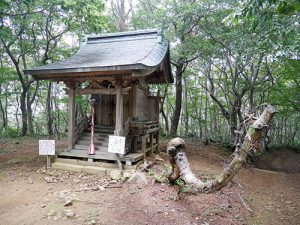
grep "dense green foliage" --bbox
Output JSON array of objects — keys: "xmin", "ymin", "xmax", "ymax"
[{"xmin": 0, "ymin": 0, "xmax": 299, "ymax": 148}]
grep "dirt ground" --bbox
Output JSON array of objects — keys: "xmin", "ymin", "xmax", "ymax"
[{"xmin": 0, "ymin": 137, "xmax": 299, "ymax": 225}]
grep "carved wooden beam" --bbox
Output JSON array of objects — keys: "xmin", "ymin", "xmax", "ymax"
[{"xmin": 63, "ymin": 87, "xmax": 131, "ymax": 95}]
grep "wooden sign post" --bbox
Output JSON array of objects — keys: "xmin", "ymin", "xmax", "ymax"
[
  {"xmin": 39, "ymin": 140, "xmax": 55, "ymax": 169},
  {"xmin": 108, "ymin": 136, "xmax": 125, "ymax": 170},
  {"xmin": 108, "ymin": 136, "xmax": 126, "ymax": 154}
]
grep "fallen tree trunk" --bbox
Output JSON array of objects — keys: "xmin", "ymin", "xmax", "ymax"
[{"xmin": 167, "ymin": 105, "xmax": 276, "ymax": 193}]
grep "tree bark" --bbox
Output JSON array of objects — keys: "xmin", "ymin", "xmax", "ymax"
[
  {"xmin": 183, "ymin": 77, "xmax": 189, "ymax": 137},
  {"xmin": 160, "ymin": 86, "xmax": 169, "ymax": 133},
  {"xmin": 167, "ymin": 105, "xmax": 276, "ymax": 193},
  {"xmin": 0, "ymin": 83, "xmax": 8, "ymax": 130},
  {"xmin": 170, "ymin": 63, "xmax": 184, "ymax": 136},
  {"xmin": 46, "ymin": 82, "xmax": 53, "ymax": 136},
  {"xmin": 20, "ymin": 88, "xmax": 28, "ymax": 136}
]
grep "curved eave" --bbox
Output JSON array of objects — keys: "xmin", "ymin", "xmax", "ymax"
[{"xmin": 24, "ymin": 63, "xmax": 154, "ymax": 76}]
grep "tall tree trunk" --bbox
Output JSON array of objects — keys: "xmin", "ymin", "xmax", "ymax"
[
  {"xmin": 2, "ymin": 40, "xmax": 31, "ymax": 136},
  {"xmin": 27, "ymin": 90, "xmax": 34, "ymax": 135},
  {"xmin": 20, "ymin": 89, "xmax": 28, "ymax": 136},
  {"xmin": 111, "ymin": 0, "xmax": 129, "ymax": 32},
  {"xmin": 204, "ymin": 77, "xmax": 208, "ymax": 141},
  {"xmin": 160, "ymin": 86, "xmax": 169, "ymax": 133},
  {"xmin": 170, "ymin": 63, "xmax": 184, "ymax": 136},
  {"xmin": 27, "ymin": 81, "xmax": 39, "ymax": 135},
  {"xmin": 183, "ymin": 77, "xmax": 189, "ymax": 137},
  {"xmin": 46, "ymin": 82, "xmax": 53, "ymax": 136},
  {"xmin": 53, "ymin": 85, "xmax": 61, "ymax": 138},
  {"xmin": 0, "ymin": 84, "xmax": 8, "ymax": 130}
]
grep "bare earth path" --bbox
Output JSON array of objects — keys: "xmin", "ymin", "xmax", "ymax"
[{"xmin": 0, "ymin": 138, "xmax": 299, "ymax": 225}]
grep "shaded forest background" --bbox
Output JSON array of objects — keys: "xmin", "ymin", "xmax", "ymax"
[{"xmin": 0, "ymin": 0, "xmax": 299, "ymax": 149}]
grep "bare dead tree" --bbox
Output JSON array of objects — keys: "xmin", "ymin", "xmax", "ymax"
[{"xmin": 167, "ymin": 105, "xmax": 276, "ymax": 193}]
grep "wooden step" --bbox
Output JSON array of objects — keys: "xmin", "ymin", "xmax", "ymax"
[
  {"xmin": 85, "ymin": 128, "xmax": 114, "ymax": 134},
  {"xmin": 79, "ymin": 136, "xmax": 108, "ymax": 141},
  {"xmin": 75, "ymin": 144, "xmax": 109, "ymax": 152},
  {"xmin": 77, "ymin": 140, "xmax": 108, "ymax": 146},
  {"xmin": 94, "ymin": 125, "xmax": 114, "ymax": 130},
  {"xmin": 82, "ymin": 132, "xmax": 111, "ymax": 137}
]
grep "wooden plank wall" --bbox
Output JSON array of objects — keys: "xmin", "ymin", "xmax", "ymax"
[{"xmin": 94, "ymin": 94, "xmax": 129, "ymax": 127}]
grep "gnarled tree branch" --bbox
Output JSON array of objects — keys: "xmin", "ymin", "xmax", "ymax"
[{"xmin": 167, "ymin": 105, "xmax": 276, "ymax": 193}]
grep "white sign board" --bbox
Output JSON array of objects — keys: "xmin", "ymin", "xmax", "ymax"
[
  {"xmin": 39, "ymin": 140, "xmax": 55, "ymax": 155},
  {"xmin": 108, "ymin": 136, "xmax": 126, "ymax": 154}
]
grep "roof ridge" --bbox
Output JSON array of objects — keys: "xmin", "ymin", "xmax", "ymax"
[{"xmin": 87, "ymin": 29, "xmax": 160, "ymax": 41}]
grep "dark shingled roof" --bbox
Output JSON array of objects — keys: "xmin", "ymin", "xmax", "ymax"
[{"xmin": 24, "ymin": 29, "xmax": 173, "ymax": 84}]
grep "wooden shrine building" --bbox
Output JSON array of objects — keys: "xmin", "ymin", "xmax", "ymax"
[{"xmin": 24, "ymin": 29, "xmax": 173, "ymax": 165}]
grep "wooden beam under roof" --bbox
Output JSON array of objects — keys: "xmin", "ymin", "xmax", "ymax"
[{"xmin": 63, "ymin": 87, "xmax": 131, "ymax": 95}]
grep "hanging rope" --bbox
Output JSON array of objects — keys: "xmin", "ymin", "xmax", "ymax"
[{"xmin": 88, "ymin": 99, "xmax": 96, "ymax": 155}]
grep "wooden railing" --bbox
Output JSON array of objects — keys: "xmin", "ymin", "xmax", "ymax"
[
  {"xmin": 129, "ymin": 120, "xmax": 159, "ymax": 135},
  {"xmin": 123, "ymin": 118, "xmax": 130, "ymax": 137},
  {"xmin": 127, "ymin": 120, "xmax": 160, "ymax": 155},
  {"xmin": 74, "ymin": 116, "xmax": 88, "ymax": 144}
]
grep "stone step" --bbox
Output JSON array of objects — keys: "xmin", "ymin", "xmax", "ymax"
[
  {"xmin": 53, "ymin": 158, "xmax": 135, "ymax": 170},
  {"xmin": 52, "ymin": 162, "xmax": 115, "ymax": 175}
]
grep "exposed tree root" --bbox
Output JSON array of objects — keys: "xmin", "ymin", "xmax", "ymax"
[
  {"xmin": 167, "ymin": 105, "xmax": 276, "ymax": 193},
  {"xmin": 140, "ymin": 154, "xmax": 165, "ymax": 172}
]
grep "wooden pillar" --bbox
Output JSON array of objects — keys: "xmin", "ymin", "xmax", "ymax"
[
  {"xmin": 68, "ymin": 88, "xmax": 76, "ymax": 149},
  {"xmin": 131, "ymin": 83, "xmax": 138, "ymax": 120},
  {"xmin": 114, "ymin": 82, "xmax": 124, "ymax": 171},
  {"xmin": 142, "ymin": 135, "xmax": 147, "ymax": 160},
  {"xmin": 156, "ymin": 90, "xmax": 160, "ymax": 122},
  {"xmin": 156, "ymin": 131, "xmax": 159, "ymax": 152},
  {"xmin": 150, "ymin": 133, "xmax": 154, "ymax": 155},
  {"xmin": 114, "ymin": 83, "xmax": 124, "ymax": 136}
]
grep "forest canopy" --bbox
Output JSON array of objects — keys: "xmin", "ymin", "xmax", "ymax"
[{"xmin": 0, "ymin": 0, "xmax": 299, "ymax": 148}]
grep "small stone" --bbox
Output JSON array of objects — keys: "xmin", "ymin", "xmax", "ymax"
[
  {"xmin": 110, "ymin": 170, "xmax": 122, "ymax": 181},
  {"xmin": 59, "ymin": 190, "xmax": 69, "ymax": 199},
  {"xmin": 99, "ymin": 186, "xmax": 105, "ymax": 191},
  {"xmin": 128, "ymin": 172, "xmax": 148, "ymax": 185},
  {"xmin": 28, "ymin": 179, "xmax": 33, "ymax": 184},
  {"xmin": 276, "ymin": 209, "xmax": 281, "ymax": 213},
  {"xmin": 123, "ymin": 171, "xmax": 132, "ymax": 179},
  {"xmin": 65, "ymin": 210, "xmax": 76, "ymax": 218},
  {"xmin": 41, "ymin": 204, "xmax": 46, "ymax": 208},
  {"xmin": 285, "ymin": 201, "xmax": 292, "ymax": 205},
  {"xmin": 44, "ymin": 176, "xmax": 56, "ymax": 183},
  {"xmin": 47, "ymin": 210, "xmax": 56, "ymax": 217},
  {"xmin": 90, "ymin": 220, "xmax": 96, "ymax": 225},
  {"xmin": 64, "ymin": 200, "xmax": 73, "ymax": 206}
]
